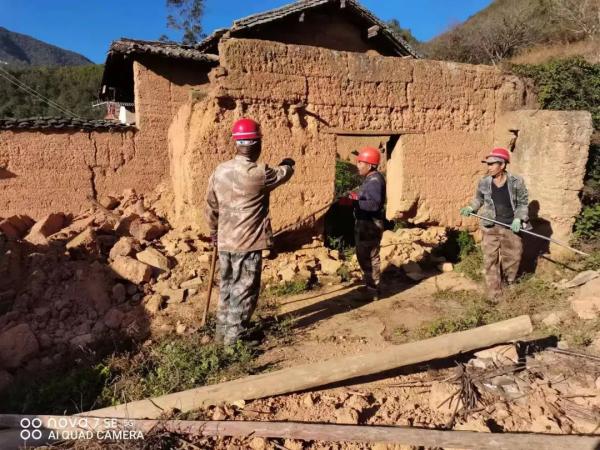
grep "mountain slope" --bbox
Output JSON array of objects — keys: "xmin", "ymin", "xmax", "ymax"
[
  {"xmin": 422, "ymin": 0, "xmax": 599, "ymax": 64},
  {"xmin": 0, "ymin": 27, "xmax": 92, "ymax": 66}
]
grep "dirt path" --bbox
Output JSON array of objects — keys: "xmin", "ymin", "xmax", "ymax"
[{"xmin": 257, "ymin": 272, "xmax": 480, "ymax": 368}]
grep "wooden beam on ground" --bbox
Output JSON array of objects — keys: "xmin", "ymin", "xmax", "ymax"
[
  {"xmin": 0, "ymin": 416, "xmax": 598, "ymax": 450},
  {"xmin": 80, "ymin": 316, "xmax": 533, "ymax": 419}
]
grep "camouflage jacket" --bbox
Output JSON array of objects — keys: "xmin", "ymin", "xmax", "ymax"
[
  {"xmin": 205, "ymin": 155, "xmax": 294, "ymax": 252},
  {"xmin": 469, "ymin": 172, "xmax": 529, "ymax": 228}
]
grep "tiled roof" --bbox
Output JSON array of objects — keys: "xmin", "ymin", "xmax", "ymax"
[
  {"xmin": 108, "ymin": 38, "xmax": 219, "ymax": 63},
  {"xmin": 0, "ymin": 117, "xmax": 134, "ymax": 131},
  {"xmin": 231, "ymin": 0, "xmax": 420, "ymax": 58}
]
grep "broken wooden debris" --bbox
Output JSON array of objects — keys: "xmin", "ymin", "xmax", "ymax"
[{"xmin": 82, "ymin": 315, "xmax": 533, "ymax": 419}]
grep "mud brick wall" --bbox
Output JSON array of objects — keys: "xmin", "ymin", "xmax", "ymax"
[
  {"xmin": 0, "ymin": 59, "xmax": 209, "ymax": 220},
  {"xmin": 169, "ymin": 38, "xmax": 533, "ymax": 234}
]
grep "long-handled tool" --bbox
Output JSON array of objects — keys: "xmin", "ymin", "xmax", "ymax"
[
  {"xmin": 201, "ymin": 246, "xmax": 218, "ymax": 327},
  {"xmin": 468, "ymin": 212, "xmax": 590, "ymax": 257}
]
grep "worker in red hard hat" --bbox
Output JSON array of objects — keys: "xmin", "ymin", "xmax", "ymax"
[
  {"xmin": 460, "ymin": 147, "xmax": 529, "ymax": 301},
  {"xmin": 339, "ymin": 146, "xmax": 386, "ymax": 299},
  {"xmin": 205, "ymin": 118, "xmax": 295, "ymax": 345}
]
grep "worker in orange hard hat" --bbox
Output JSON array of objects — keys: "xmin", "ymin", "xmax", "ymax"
[
  {"xmin": 339, "ymin": 146, "xmax": 386, "ymax": 299},
  {"xmin": 206, "ymin": 118, "xmax": 295, "ymax": 345},
  {"xmin": 460, "ymin": 147, "xmax": 529, "ymax": 301}
]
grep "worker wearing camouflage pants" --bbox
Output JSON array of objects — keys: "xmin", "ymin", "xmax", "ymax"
[
  {"xmin": 205, "ymin": 118, "xmax": 295, "ymax": 345},
  {"xmin": 460, "ymin": 148, "xmax": 529, "ymax": 301},
  {"xmin": 215, "ymin": 251, "xmax": 262, "ymax": 345}
]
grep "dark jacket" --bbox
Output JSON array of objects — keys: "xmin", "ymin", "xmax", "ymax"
[{"xmin": 355, "ymin": 171, "xmax": 386, "ymax": 222}]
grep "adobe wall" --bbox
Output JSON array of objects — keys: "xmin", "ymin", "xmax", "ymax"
[
  {"xmin": 169, "ymin": 38, "xmax": 532, "ymax": 236},
  {"xmin": 494, "ymin": 110, "xmax": 593, "ymax": 250},
  {"xmin": 0, "ymin": 58, "xmax": 209, "ymax": 220}
]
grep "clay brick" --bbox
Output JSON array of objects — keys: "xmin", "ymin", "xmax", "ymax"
[
  {"xmin": 136, "ymin": 247, "xmax": 170, "ymax": 271},
  {"xmin": 109, "ymin": 236, "xmax": 141, "ymax": 260},
  {"xmin": 129, "ymin": 219, "xmax": 167, "ymax": 242},
  {"xmin": 66, "ymin": 227, "xmax": 100, "ymax": 257},
  {"xmin": 110, "ymin": 256, "xmax": 152, "ymax": 284},
  {"xmin": 25, "ymin": 213, "xmax": 66, "ymax": 245}
]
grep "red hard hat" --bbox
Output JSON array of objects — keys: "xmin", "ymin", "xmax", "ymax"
[
  {"xmin": 482, "ymin": 147, "xmax": 510, "ymax": 163},
  {"xmin": 232, "ymin": 118, "xmax": 261, "ymax": 140},
  {"xmin": 355, "ymin": 146, "xmax": 381, "ymax": 165}
]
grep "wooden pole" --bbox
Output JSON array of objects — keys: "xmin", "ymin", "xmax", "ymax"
[
  {"xmin": 82, "ymin": 315, "xmax": 533, "ymax": 419},
  {"xmin": 0, "ymin": 416, "xmax": 598, "ymax": 450},
  {"xmin": 201, "ymin": 246, "xmax": 218, "ymax": 327}
]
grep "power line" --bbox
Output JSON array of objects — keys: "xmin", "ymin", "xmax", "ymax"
[
  {"xmin": 0, "ymin": 66, "xmax": 80, "ymax": 118},
  {"xmin": 0, "ymin": 67, "xmax": 79, "ymax": 118}
]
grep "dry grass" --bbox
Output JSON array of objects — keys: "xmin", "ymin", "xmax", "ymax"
[{"xmin": 510, "ymin": 39, "xmax": 600, "ymax": 64}]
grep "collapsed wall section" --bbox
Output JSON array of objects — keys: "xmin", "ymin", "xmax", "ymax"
[{"xmin": 170, "ymin": 38, "xmax": 532, "ymax": 236}]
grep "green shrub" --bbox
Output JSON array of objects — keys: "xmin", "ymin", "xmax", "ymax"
[
  {"xmin": 334, "ymin": 159, "xmax": 362, "ymax": 197},
  {"xmin": 266, "ymin": 279, "xmax": 310, "ymax": 297},
  {"xmin": 455, "ymin": 248, "xmax": 484, "ymax": 282},
  {"xmin": 457, "ymin": 230, "xmax": 476, "ymax": 258},
  {"xmin": 511, "ymin": 58, "xmax": 600, "ymax": 129},
  {"xmin": 583, "ymin": 250, "xmax": 600, "ymax": 271},
  {"xmin": 101, "ymin": 336, "xmax": 255, "ymax": 405},
  {"xmin": 574, "ymin": 205, "xmax": 600, "ymax": 240}
]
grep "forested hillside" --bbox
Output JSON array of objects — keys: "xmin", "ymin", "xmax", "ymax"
[{"xmin": 0, "ymin": 65, "xmax": 104, "ymax": 119}]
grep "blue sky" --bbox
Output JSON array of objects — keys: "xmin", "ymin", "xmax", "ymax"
[{"xmin": 2, "ymin": 0, "xmax": 492, "ymax": 63}]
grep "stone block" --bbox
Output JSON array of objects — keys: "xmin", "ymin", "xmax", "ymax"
[
  {"xmin": 25, "ymin": 213, "xmax": 65, "ymax": 242},
  {"xmin": 570, "ymin": 278, "xmax": 600, "ymax": 320},
  {"xmin": 109, "ymin": 236, "xmax": 141, "ymax": 260},
  {"xmin": 129, "ymin": 219, "xmax": 167, "ymax": 242},
  {"xmin": 110, "ymin": 256, "xmax": 152, "ymax": 284},
  {"xmin": 136, "ymin": 247, "xmax": 170, "ymax": 271},
  {"xmin": 144, "ymin": 294, "xmax": 164, "ymax": 314},
  {"xmin": 66, "ymin": 228, "xmax": 99, "ymax": 257},
  {"xmin": 319, "ymin": 257, "xmax": 342, "ymax": 275}
]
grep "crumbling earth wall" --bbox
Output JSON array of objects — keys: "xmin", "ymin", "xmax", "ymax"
[
  {"xmin": 169, "ymin": 38, "xmax": 534, "ymax": 236},
  {"xmin": 494, "ymin": 110, "xmax": 593, "ymax": 250},
  {"xmin": 0, "ymin": 59, "xmax": 209, "ymax": 220}
]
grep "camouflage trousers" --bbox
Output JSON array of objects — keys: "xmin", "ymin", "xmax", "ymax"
[
  {"xmin": 355, "ymin": 219, "xmax": 383, "ymax": 288},
  {"xmin": 215, "ymin": 250, "xmax": 262, "ymax": 345},
  {"xmin": 482, "ymin": 225, "xmax": 523, "ymax": 299}
]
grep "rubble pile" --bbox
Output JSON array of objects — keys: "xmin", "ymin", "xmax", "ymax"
[
  {"xmin": 0, "ymin": 192, "xmax": 451, "ymax": 393},
  {"xmin": 262, "ymin": 227, "xmax": 448, "ymax": 287},
  {"xmin": 0, "ymin": 189, "xmax": 216, "ymax": 391}
]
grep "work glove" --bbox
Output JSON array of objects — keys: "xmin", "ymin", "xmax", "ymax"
[
  {"xmin": 460, "ymin": 206, "xmax": 474, "ymax": 217},
  {"xmin": 349, "ymin": 192, "xmax": 359, "ymax": 201},
  {"xmin": 279, "ymin": 158, "xmax": 296, "ymax": 167},
  {"xmin": 511, "ymin": 218, "xmax": 521, "ymax": 233}
]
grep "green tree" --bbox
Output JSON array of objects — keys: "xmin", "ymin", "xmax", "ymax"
[
  {"xmin": 0, "ymin": 65, "xmax": 104, "ymax": 118},
  {"xmin": 386, "ymin": 19, "xmax": 420, "ymax": 47},
  {"xmin": 164, "ymin": 0, "xmax": 206, "ymax": 45}
]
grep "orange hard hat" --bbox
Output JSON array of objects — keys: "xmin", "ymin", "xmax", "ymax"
[
  {"xmin": 232, "ymin": 118, "xmax": 261, "ymax": 140},
  {"xmin": 482, "ymin": 147, "xmax": 510, "ymax": 163},
  {"xmin": 354, "ymin": 146, "xmax": 381, "ymax": 165}
]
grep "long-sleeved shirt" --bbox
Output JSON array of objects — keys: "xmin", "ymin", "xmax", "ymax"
[
  {"xmin": 469, "ymin": 172, "xmax": 529, "ymax": 228},
  {"xmin": 354, "ymin": 171, "xmax": 386, "ymax": 221},
  {"xmin": 205, "ymin": 155, "xmax": 294, "ymax": 252}
]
